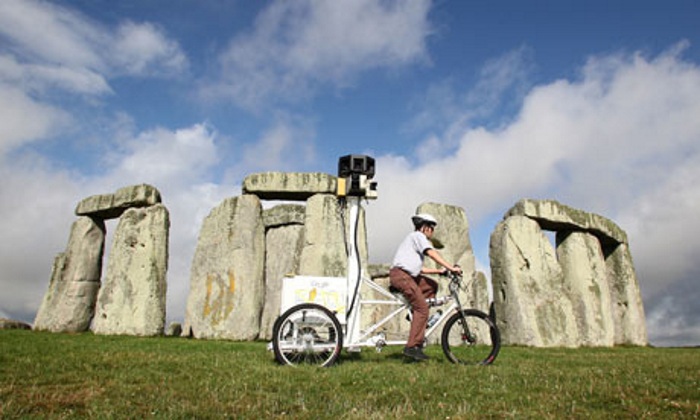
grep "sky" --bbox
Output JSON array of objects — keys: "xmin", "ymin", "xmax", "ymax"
[{"xmin": 1, "ymin": 0, "xmax": 699, "ymax": 347}]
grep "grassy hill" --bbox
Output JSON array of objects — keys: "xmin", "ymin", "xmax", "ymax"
[{"xmin": 1, "ymin": 330, "xmax": 698, "ymax": 418}]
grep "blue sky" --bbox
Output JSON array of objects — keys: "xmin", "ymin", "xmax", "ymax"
[{"xmin": 1, "ymin": 0, "xmax": 699, "ymax": 346}]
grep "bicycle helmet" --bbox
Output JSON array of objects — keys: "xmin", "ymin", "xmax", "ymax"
[{"xmin": 412, "ymin": 213, "xmax": 438, "ymax": 228}]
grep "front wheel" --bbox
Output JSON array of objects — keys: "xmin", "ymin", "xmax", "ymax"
[
  {"xmin": 441, "ymin": 309, "xmax": 500, "ymax": 365},
  {"xmin": 272, "ymin": 303, "xmax": 343, "ymax": 367}
]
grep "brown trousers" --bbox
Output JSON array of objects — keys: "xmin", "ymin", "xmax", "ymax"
[{"xmin": 389, "ymin": 267, "xmax": 438, "ymax": 348}]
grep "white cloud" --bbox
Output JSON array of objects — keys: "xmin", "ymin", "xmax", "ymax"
[
  {"xmin": 0, "ymin": 84, "xmax": 71, "ymax": 154},
  {"xmin": 0, "ymin": 0, "xmax": 188, "ymax": 100},
  {"xmin": 0, "ymin": 154, "xmax": 82, "ymax": 319},
  {"xmin": 107, "ymin": 124, "xmax": 220, "ymax": 188},
  {"xmin": 241, "ymin": 119, "xmax": 317, "ymax": 173},
  {"xmin": 205, "ymin": 0, "xmax": 432, "ymax": 108},
  {"xmin": 0, "ymin": 0, "xmax": 105, "ymax": 70},
  {"xmin": 112, "ymin": 21, "xmax": 189, "ymax": 77},
  {"xmin": 406, "ymin": 46, "xmax": 537, "ymax": 161}
]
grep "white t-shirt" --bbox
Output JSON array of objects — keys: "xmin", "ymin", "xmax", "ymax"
[{"xmin": 391, "ymin": 231, "xmax": 433, "ymax": 277}]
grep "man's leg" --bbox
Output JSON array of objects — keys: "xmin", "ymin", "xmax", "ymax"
[
  {"xmin": 416, "ymin": 275, "xmax": 438, "ymax": 300},
  {"xmin": 390, "ymin": 268, "xmax": 429, "ymax": 349}
]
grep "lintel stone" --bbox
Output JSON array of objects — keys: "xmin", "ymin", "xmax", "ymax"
[
  {"xmin": 242, "ymin": 172, "xmax": 337, "ymax": 201},
  {"xmin": 262, "ymin": 204, "xmax": 306, "ymax": 228},
  {"xmin": 505, "ymin": 199, "xmax": 627, "ymax": 244},
  {"xmin": 75, "ymin": 184, "xmax": 162, "ymax": 219}
]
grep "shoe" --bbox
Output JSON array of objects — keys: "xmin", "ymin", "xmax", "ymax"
[{"xmin": 403, "ymin": 346, "xmax": 429, "ymax": 361}]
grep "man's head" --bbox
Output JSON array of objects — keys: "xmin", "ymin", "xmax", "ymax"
[{"xmin": 412, "ymin": 213, "xmax": 437, "ymax": 237}]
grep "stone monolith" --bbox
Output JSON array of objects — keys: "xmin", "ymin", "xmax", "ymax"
[
  {"xmin": 490, "ymin": 215, "xmax": 580, "ymax": 347},
  {"xmin": 557, "ymin": 230, "xmax": 615, "ymax": 346},
  {"xmin": 259, "ymin": 205, "xmax": 306, "ymax": 340},
  {"xmin": 34, "ymin": 216, "xmax": 105, "ymax": 332},
  {"xmin": 605, "ymin": 243, "xmax": 648, "ymax": 345},
  {"xmin": 92, "ymin": 204, "xmax": 169, "ymax": 336},
  {"xmin": 298, "ymin": 194, "xmax": 348, "ymax": 277},
  {"xmin": 183, "ymin": 195, "xmax": 265, "ymax": 340}
]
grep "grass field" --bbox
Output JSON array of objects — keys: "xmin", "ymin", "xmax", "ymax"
[{"xmin": 1, "ymin": 330, "xmax": 698, "ymax": 418}]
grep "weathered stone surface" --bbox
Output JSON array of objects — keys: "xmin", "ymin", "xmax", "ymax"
[
  {"xmin": 605, "ymin": 243, "xmax": 648, "ymax": 345},
  {"xmin": 183, "ymin": 195, "xmax": 265, "ymax": 340},
  {"xmin": 34, "ymin": 216, "xmax": 105, "ymax": 333},
  {"xmin": 75, "ymin": 184, "xmax": 162, "ymax": 219},
  {"xmin": 506, "ymin": 199, "xmax": 627, "ymax": 244},
  {"xmin": 262, "ymin": 204, "xmax": 306, "ymax": 228},
  {"xmin": 368, "ymin": 263, "xmax": 391, "ymax": 279},
  {"xmin": 0, "ymin": 318, "xmax": 32, "ymax": 330},
  {"xmin": 492, "ymin": 199, "xmax": 647, "ymax": 347},
  {"xmin": 242, "ymin": 172, "xmax": 337, "ymax": 201},
  {"xmin": 298, "ymin": 194, "xmax": 347, "ymax": 277},
  {"xmin": 259, "ymin": 223, "xmax": 305, "ymax": 340},
  {"xmin": 490, "ymin": 215, "xmax": 580, "ymax": 347},
  {"xmin": 557, "ymin": 231, "xmax": 615, "ymax": 346},
  {"xmin": 92, "ymin": 204, "xmax": 169, "ymax": 336}
]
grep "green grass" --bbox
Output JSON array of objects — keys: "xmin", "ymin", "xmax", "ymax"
[{"xmin": 1, "ymin": 330, "xmax": 698, "ymax": 418}]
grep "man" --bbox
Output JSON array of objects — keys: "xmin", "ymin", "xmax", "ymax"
[{"xmin": 390, "ymin": 213, "xmax": 462, "ymax": 362}]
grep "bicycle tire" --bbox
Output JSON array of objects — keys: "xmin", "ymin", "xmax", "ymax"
[
  {"xmin": 441, "ymin": 309, "xmax": 500, "ymax": 365},
  {"xmin": 272, "ymin": 303, "xmax": 343, "ymax": 367}
]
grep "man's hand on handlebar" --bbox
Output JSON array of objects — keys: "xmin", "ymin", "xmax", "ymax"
[{"xmin": 440, "ymin": 265, "xmax": 462, "ymax": 276}]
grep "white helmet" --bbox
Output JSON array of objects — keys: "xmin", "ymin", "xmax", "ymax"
[{"xmin": 412, "ymin": 213, "xmax": 437, "ymax": 228}]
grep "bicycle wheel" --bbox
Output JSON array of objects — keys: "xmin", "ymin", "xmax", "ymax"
[
  {"xmin": 272, "ymin": 303, "xmax": 343, "ymax": 367},
  {"xmin": 441, "ymin": 309, "xmax": 500, "ymax": 365}
]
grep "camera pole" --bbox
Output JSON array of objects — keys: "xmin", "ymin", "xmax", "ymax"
[{"xmin": 337, "ymin": 155, "xmax": 377, "ymax": 347}]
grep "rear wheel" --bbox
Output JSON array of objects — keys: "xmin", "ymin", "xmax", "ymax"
[
  {"xmin": 272, "ymin": 303, "xmax": 343, "ymax": 367},
  {"xmin": 441, "ymin": 309, "xmax": 500, "ymax": 365}
]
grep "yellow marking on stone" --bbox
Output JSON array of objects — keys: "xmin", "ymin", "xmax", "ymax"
[{"xmin": 228, "ymin": 270, "xmax": 236, "ymax": 293}]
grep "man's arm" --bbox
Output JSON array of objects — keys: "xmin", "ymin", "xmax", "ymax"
[{"xmin": 424, "ymin": 249, "xmax": 462, "ymax": 274}]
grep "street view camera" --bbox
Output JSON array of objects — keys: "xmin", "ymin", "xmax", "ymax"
[{"xmin": 337, "ymin": 154, "xmax": 378, "ymax": 199}]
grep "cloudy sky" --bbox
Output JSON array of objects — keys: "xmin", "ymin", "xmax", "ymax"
[{"xmin": 1, "ymin": 0, "xmax": 699, "ymax": 347}]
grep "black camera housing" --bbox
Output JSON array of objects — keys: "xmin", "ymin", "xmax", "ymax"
[
  {"xmin": 338, "ymin": 155, "xmax": 375, "ymax": 179},
  {"xmin": 337, "ymin": 155, "xmax": 377, "ymax": 198}
]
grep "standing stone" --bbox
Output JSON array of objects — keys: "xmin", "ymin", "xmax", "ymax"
[
  {"xmin": 34, "ymin": 216, "xmax": 105, "ymax": 333},
  {"xmin": 92, "ymin": 204, "xmax": 169, "ymax": 336},
  {"xmin": 557, "ymin": 231, "xmax": 615, "ymax": 346},
  {"xmin": 259, "ymin": 205, "xmax": 306, "ymax": 340},
  {"xmin": 490, "ymin": 215, "xmax": 579, "ymax": 347},
  {"xmin": 298, "ymin": 194, "xmax": 347, "ymax": 277},
  {"xmin": 605, "ymin": 243, "xmax": 648, "ymax": 345},
  {"xmin": 183, "ymin": 195, "xmax": 265, "ymax": 340}
]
